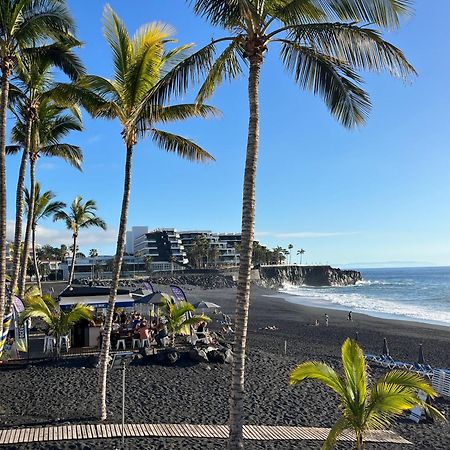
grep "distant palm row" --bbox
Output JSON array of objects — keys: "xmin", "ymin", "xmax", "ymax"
[{"xmin": 0, "ymin": 1, "xmax": 417, "ymax": 449}]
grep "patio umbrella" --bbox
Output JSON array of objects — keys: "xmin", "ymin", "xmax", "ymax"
[
  {"xmin": 192, "ymin": 301, "xmax": 221, "ymax": 310},
  {"xmin": 418, "ymin": 343, "xmax": 425, "ymax": 365},
  {"xmin": 134, "ymin": 292, "xmax": 171, "ymax": 305},
  {"xmin": 382, "ymin": 337, "xmax": 390, "ymax": 356}
]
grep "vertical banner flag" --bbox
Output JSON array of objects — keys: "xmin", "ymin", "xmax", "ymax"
[
  {"xmin": 12, "ymin": 296, "xmax": 27, "ymax": 353},
  {"xmin": 142, "ymin": 281, "xmax": 155, "ymax": 293},
  {"xmin": 0, "ymin": 311, "xmax": 13, "ymax": 356},
  {"xmin": 170, "ymin": 285, "xmax": 187, "ymax": 302}
]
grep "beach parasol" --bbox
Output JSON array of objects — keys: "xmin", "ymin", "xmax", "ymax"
[
  {"xmin": 192, "ymin": 301, "xmax": 221, "ymax": 310},
  {"xmin": 133, "ymin": 292, "xmax": 171, "ymax": 305},
  {"xmin": 382, "ymin": 337, "xmax": 390, "ymax": 356},
  {"xmin": 418, "ymin": 343, "xmax": 425, "ymax": 365}
]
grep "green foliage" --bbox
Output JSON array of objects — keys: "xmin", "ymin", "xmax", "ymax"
[
  {"xmin": 290, "ymin": 338, "xmax": 445, "ymax": 449},
  {"xmin": 53, "ymin": 196, "xmax": 106, "ymax": 237},
  {"xmin": 24, "ymin": 182, "xmax": 65, "ymax": 227},
  {"xmin": 20, "ymin": 289, "xmax": 93, "ymax": 351},
  {"xmin": 61, "ymin": 6, "xmax": 216, "ymax": 162},
  {"xmin": 183, "ymin": 0, "xmax": 416, "ymax": 128},
  {"xmin": 159, "ymin": 296, "xmax": 210, "ymax": 342}
]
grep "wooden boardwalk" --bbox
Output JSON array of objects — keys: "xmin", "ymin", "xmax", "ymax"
[{"xmin": 0, "ymin": 423, "xmax": 412, "ymax": 445}]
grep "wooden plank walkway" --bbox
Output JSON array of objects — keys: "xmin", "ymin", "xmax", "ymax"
[{"xmin": 0, "ymin": 423, "xmax": 412, "ymax": 445}]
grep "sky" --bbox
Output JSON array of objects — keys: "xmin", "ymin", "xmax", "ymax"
[{"xmin": 5, "ymin": 0, "xmax": 450, "ymax": 268}]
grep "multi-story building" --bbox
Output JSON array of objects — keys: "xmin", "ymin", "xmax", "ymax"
[
  {"xmin": 179, "ymin": 230, "xmax": 241, "ymax": 266},
  {"xmin": 134, "ymin": 228, "xmax": 188, "ymax": 267}
]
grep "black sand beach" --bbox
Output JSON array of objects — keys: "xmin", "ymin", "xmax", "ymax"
[{"xmin": 1, "ymin": 285, "xmax": 449, "ymax": 449}]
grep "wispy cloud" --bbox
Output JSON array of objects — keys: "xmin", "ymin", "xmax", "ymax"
[
  {"xmin": 7, "ymin": 220, "xmax": 117, "ymax": 250},
  {"xmin": 255, "ymin": 231, "xmax": 359, "ymax": 239},
  {"xmin": 87, "ymin": 134, "xmax": 102, "ymax": 144}
]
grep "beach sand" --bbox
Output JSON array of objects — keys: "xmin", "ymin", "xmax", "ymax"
[{"xmin": 1, "ymin": 285, "xmax": 449, "ymax": 449}]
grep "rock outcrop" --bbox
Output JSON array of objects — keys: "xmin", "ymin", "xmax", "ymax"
[{"xmin": 258, "ymin": 265, "xmax": 362, "ymax": 288}]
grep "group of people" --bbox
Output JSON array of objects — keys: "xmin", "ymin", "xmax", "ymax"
[{"xmin": 108, "ymin": 310, "xmax": 169, "ymax": 348}]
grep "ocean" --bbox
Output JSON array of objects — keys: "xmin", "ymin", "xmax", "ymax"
[{"xmin": 277, "ymin": 266, "xmax": 450, "ymax": 327}]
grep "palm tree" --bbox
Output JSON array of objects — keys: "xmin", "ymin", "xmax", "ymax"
[
  {"xmin": 288, "ymin": 244, "xmax": 293, "ymax": 264},
  {"xmin": 8, "ymin": 100, "xmax": 83, "ymax": 299},
  {"xmin": 0, "ymin": 0, "xmax": 78, "ymax": 353},
  {"xmin": 297, "ymin": 248, "xmax": 305, "ymax": 265},
  {"xmin": 20, "ymin": 290, "xmax": 93, "ymax": 356},
  {"xmin": 273, "ymin": 246, "xmax": 284, "ymax": 265},
  {"xmin": 54, "ymin": 197, "xmax": 106, "ymax": 285},
  {"xmin": 89, "ymin": 248, "xmax": 98, "ymax": 279},
  {"xmin": 7, "ymin": 42, "xmax": 83, "ymax": 311},
  {"xmin": 159, "ymin": 297, "xmax": 210, "ymax": 346},
  {"xmin": 176, "ymin": 2, "xmax": 416, "ymax": 447},
  {"xmin": 63, "ymin": 7, "xmax": 216, "ymax": 420},
  {"xmin": 290, "ymin": 338, "xmax": 444, "ymax": 449},
  {"xmin": 24, "ymin": 183, "xmax": 65, "ymax": 292}
]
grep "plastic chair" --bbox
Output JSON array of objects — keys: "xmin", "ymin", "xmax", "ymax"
[
  {"xmin": 43, "ymin": 336, "xmax": 55, "ymax": 353},
  {"xmin": 140, "ymin": 338, "xmax": 150, "ymax": 348},
  {"xmin": 116, "ymin": 339, "xmax": 126, "ymax": 350},
  {"xmin": 59, "ymin": 335, "xmax": 70, "ymax": 352},
  {"xmin": 132, "ymin": 338, "xmax": 141, "ymax": 349}
]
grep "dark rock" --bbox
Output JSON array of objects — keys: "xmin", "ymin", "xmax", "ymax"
[
  {"xmin": 188, "ymin": 348, "xmax": 209, "ymax": 363},
  {"xmin": 258, "ymin": 265, "xmax": 362, "ymax": 288},
  {"xmin": 207, "ymin": 350, "xmax": 226, "ymax": 364}
]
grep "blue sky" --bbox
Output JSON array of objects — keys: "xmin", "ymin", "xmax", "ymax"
[{"xmin": 5, "ymin": 0, "xmax": 450, "ymax": 268}]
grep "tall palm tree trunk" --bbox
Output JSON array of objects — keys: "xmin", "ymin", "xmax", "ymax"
[
  {"xmin": 18, "ymin": 158, "xmax": 36, "ymax": 298},
  {"xmin": 98, "ymin": 144, "xmax": 133, "ymax": 421},
  {"xmin": 229, "ymin": 55, "xmax": 261, "ymax": 450},
  {"xmin": 68, "ymin": 234, "xmax": 78, "ymax": 285},
  {"xmin": 31, "ymin": 224, "xmax": 41, "ymax": 292},
  {"xmin": 0, "ymin": 65, "xmax": 11, "ymax": 347},
  {"xmin": 9, "ymin": 118, "xmax": 32, "ymax": 303}
]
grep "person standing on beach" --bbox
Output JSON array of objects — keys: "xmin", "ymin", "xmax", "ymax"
[
  {"xmin": 325, "ymin": 314, "xmax": 329, "ymax": 327},
  {"xmin": 348, "ymin": 311, "xmax": 353, "ymax": 321}
]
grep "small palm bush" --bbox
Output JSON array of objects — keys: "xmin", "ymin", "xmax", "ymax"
[
  {"xmin": 21, "ymin": 289, "xmax": 93, "ymax": 355},
  {"xmin": 290, "ymin": 338, "xmax": 445, "ymax": 449},
  {"xmin": 159, "ymin": 297, "xmax": 210, "ymax": 346}
]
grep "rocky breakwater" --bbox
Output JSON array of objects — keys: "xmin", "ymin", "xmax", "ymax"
[{"xmin": 258, "ymin": 265, "xmax": 362, "ymax": 288}]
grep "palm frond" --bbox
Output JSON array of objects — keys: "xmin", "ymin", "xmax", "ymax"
[
  {"xmin": 156, "ymin": 104, "xmax": 221, "ymax": 123},
  {"xmin": 280, "ymin": 41, "xmax": 371, "ymax": 127},
  {"xmin": 102, "ymin": 5, "xmax": 131, "ymax": 86},
  {"xmin": 322, "ymin": 416, "xmax": 349, "ymax": 450},
  {"xmin": 285, "ymin": 23, "xmax": 416, "ymax": 80},
  {"xmin": 196, "ymin": 39, "xmax": 244, "ymax": 104},
  {"xmin": 151, "ymin": 129, "xmax": 215, "ymax": 162},
  {"xmin": 39, "ymin": 144, "xmax": 83, "ymax": 170},
  {"xmin": 341, "ymin": 338, "xmax": 367, "ymax": 409},
  {"xmin": 290, "ymin": 361, "xmax": 346, "ymax": 396}
]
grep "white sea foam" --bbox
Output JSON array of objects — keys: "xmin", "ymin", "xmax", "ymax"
[{"xmin": 278, "ymin": 283, "xmax": 450, "ymax": 326}]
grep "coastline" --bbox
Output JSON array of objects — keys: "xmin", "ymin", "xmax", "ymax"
[
  {"xmin": 271, "ymin": 288, "xmax": 450, "ymax": 330},
  {"xmin": 1, "ymin": 284, "xmax": 449, "ymax": 449}
]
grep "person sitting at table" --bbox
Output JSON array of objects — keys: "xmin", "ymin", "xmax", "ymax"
[
  {"xmin": 120, "ymin": 310, "xmax": 127, "ymax": 325},
  {"xmin": 132, "ymin": 314, "xmax": 142, "ymax": 329},
  {"xmin": 136, "ymin": 320, "xmax": 149, "ymax": 339},
  {"xmin": 155, "ymin": 323, "xmax": 168, "ymax": 346},
  {"xmin": 196, "ymin": 321, "xmax": 207, "ymax": 338}
]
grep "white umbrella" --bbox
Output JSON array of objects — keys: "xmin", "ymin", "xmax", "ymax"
[{"xmin": 193, "ymin": 301, "xmax": 221, "ymax": 309}]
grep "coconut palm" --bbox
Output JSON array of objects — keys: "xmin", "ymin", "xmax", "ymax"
[
  {"xmin": 273, "ymin": 246, "xmax": 284, "ymax": 265},
  {"xmin": 288, "ymin": 243, "xmax": 293, "ymax": 265},
  {"xmin": 0, "ymin": 0, "xmax": 78, "ymax": 352},
  {"xmin": 54, "ymin": 197, "xmax": 106, "ymax": 285},
  {"xmin": 20, "ymin": 290, "xmax": 93, "ymax": 356},
  {"xmin": 171, "ymin": 3, "xmax": 417, "ymax": 445},
  {"xmin": 24, "ymin": 183, "xmax": 65, "ymax": 292},
  {"xmin": 7, "ymin": 47, "xmax": 83, "ymax": 305},
  {"xmin": 8, "ymin": 100, "xmax": 83, "ymax": 299},
  {"xmin": 159, "ymin": 296, "xmax": 210, "ymax": 346},
  {"xmin": 297, "ymin": 248, "xmax": 305, "ymax": 265},
  {"xmin": 290, "ymin": 338, "xmax": 444, "ymax": 449},
  {"xmin": 61, "ymin": 6, "xmax": 216, "ymax": 420},
  {"xmin": 89, "ymin": 248, "xmax": 98, "ymax": 279}
]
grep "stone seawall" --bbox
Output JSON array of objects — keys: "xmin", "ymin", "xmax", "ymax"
[{"xmin": 258, "ymin": 265, "xmax": 362, "ymax": 288}]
